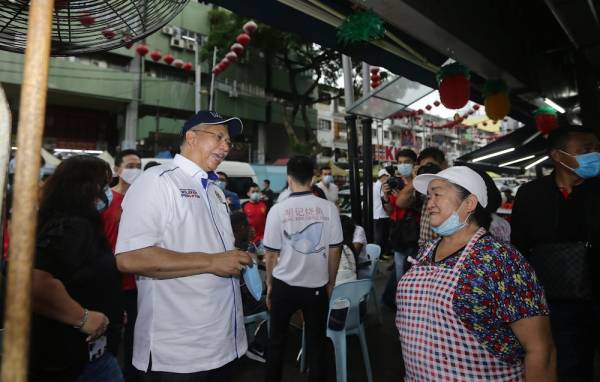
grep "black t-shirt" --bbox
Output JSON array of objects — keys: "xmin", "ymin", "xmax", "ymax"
[{"xmin": 29, "ymin": 216, "xmax": 123, "ymax": 382}]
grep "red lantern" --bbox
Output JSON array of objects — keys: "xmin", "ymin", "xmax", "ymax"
[
  {"xmin": 121, "ymin": 33, "xmax": 133, "ymax": 48},
  {"xmin": 102, "ymin": 28, "xmax": 115, "ymax": 40},
  {"xmin": 163, "ymin": 53, "xmax": 174, "ymax": 65},
  {"xmin": 230, "ymin": 43, "xmax": 244, "ymax": 55},
  {"xmin": 437, "ymin": 63, "xmax": 470, "ymax": 109},
  {"xmin": 173, "ymin": 59, "xmax": 183, "ymax": 68},
  {"xmin": 135, "ymin": 44, "xmax": 149, "ymax": 56},
  {"xmin": 220, "ymin": 58, "xmax": 231, "ymax": 67},
  {"xmin": 433, "ymin": 100, "xmax": 440, "ymax": 107},
  {"xmin": 212, "ymin": 67, "xmax": 221, "ymax": 75},
  {"xmin": 425, "ymin": 105, "xmax": 432, "ymax": 111},
  {"xmin": 79, "ymin": 14, "xmax": 95, "ymax": 27},
  {"xmin": 183, "ymin": 62, "xmax": 193, "ymax": 71},
  {"xmin": 473, "ymin": 104, "xmax": 480, "ymax": 111},
  {"xmin": 150, "ymin": 50, "xmax": 162, "ymax": 62},
  {"xmin": 370, "ymin": 67, "xmax": 380, "ymax": 74},
  {"xmin": 236, "ymin": 33, "xmax": 251, "ymax": 46},
  {"xmin": 370, "ymin": 72, "xmax": 381, "ymax": 89},
  {"xmin": 534, "ymin": 107, "xmax": 558, "ymax": 134},
  {"xmin": 417, "ymin": 109, "xmax": 424, "ymax": 115},
  {"xmin": 226, "ymin": 51, "xmax": 238, "ymax": 61},
  {"xmin": 243, "ymin": 20, "xmax": 258, "ymax": 34}
]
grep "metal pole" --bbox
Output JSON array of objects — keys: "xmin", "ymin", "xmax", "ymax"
[
  {"xmin": 2, "ymin": 1, "xmax": 54, "ymax": 380},
  {"xmin": 194, "ymin": 41, "xmax": 200, "ymax": 112},
  {"xmin": 345, "ymin": 115, "xmax": 361, "ymax": 225},
  {"xmin": 361, "ymin": 117, "xmax": 374, "ymax": 243},
  {"xmin": 208, "ymin": 46, "xmax": 217, "ymax": 110},
  {"xmin": 362, "ymin": 62, "xmax": 370, "ymax": 97},
  {"xmin": 342, "ymin": 55, "xmax": 354, "ymax": 109}
]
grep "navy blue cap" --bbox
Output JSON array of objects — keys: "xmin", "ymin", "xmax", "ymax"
[{"xmin": 181, "ymin": 110, "xmax": 243, "ymax": 138}]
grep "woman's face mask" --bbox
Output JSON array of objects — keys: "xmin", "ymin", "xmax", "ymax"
[
  {"xmin": 95, "ymin": 186, "xmax": 113, "ymax": 212},
  {"xmin": 431, "ymin": 200, "xmax": 471, "ymax": 237}
]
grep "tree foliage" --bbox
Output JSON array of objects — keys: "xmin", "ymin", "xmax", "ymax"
[{"xmin": 202, "ymin": 9, "xmax": 344, "ymax": 153}]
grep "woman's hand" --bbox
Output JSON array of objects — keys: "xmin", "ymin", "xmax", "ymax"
[{"xmin": 81, "ymin": 310, "xmax": 110, "ymax": 342}]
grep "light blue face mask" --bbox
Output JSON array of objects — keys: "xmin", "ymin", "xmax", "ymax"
[
  {"xmin": 243, "ymin": 261, "xmax": 263, "ymax": 301},
  {"xmin": 323, "ymin": 175, "xmax": 334, "ymax": 184},
  {"xmin": 397, "ymin": 163, "xmax": 413, "ymax": 177},
  {"xmin": 560, "ymin": 150, "xmax": 600, "ymax": 179},
  {"xmin": 431, "ymin": 203, "xmax": 470, "ymax": 237},
  {"xmin": 250, "ymin": 192, "xmax": 261, "ymax": 202},
  {"xmin": 215, "ymin": 180, "xmax": 226, "ymax": 190},
  {"xmin": 95, "ymin": 186, "xmax": 113, "ymax": 212}
]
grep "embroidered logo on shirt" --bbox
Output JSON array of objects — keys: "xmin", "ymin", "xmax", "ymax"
[
  {"xmin": 180, "ymin": 189, "xmax": 200, "ymax": 198},
  {"xmin": 284, "ymin": 222, "xmax": 326, "ymax": 255}
]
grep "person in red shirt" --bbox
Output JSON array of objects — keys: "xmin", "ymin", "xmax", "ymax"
[
  {"xmin": 242, "ymin": 183, "xmax": 268, "ymax": 245},
  {"xmin": 100, "ymin": 149, "xmax": 141, "ymax": 382}
]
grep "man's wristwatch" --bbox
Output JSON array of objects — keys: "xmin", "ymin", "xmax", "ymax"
[{"xmin": 73, "ymin": 308, "xmax": 89, "ymax": 329}]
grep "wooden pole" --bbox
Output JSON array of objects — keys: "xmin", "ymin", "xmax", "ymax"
[{"xmin": 1, "ymin": 0, "xmax": 54, "ymax": 380}]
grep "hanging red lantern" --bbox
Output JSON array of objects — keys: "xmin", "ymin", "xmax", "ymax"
[
  {"xmin": 231, "ymin": 43, "xmax": 244, "ymax": 55},
  {"xmin": 226, "ymin": 51, "xmax": 238, "ymax": 62},
  {"xmin": 433, "ymin": 100, "xmax": 441, "ymax": 107},
  {"xmin": 163, "ymin": 53, "xmax": 174, "ymax": 65},
  {"xmin": 173, "ymin": 59, "xmax": 184, "ymax": 68},
  {"xmin": 101, "ymin": 28, "xmax": 115, "ymax": 40},
  {"xmin": 483, "ymin": 79, "xmax": 510, "ymax": 120},
  {"xmin": 212, "ymin": 67, "xmax": 221, "ymax": 75},
  {"xmin": 243, "ymin": 20, "xmax": 258, "ymax": 34},
  {"xmin": 370, "ymin": 71, "xmax": 381, "ymax": 89},
  {"xmin": 79, "ymin": 14, "xmax": 95, "ymax": 27},
  {"xmin": 135, "ymin": 44, "xmax": 149, "ymax": 56},
  {"xmin": 436, "ymin": 63, "xmax": 470, "ymax": 109},
  {"xmin": 183, "ymin": 62, "xmax": 193, "ymax": 71},
  {"xmin": 370, "ymin": 67, "xmax": 380, "ymax": 74},
  {"xmin": 425, "ymin": 105, "xmax": 432, "ymax": 111},
  {"xmin": 472, "ymin": 104, "xmax": 480, "ymax": 111},
  {"xmin": 236, "ymin": 33, "xmax": 251, "ymax": 46},
  {"xmin": 534, "ymin": 106, "xmax": 559, "ymax": 134},
  {"xmin": 121, "ymin": 33, "xmax": 133, "ymax": 48},
  {"xmin": 417, "ymin": 109, "xmax": 424, "ymax": 115},
  {"xmin": 150, "ymin": 50, "xmax": 162, "ymax": 62}
]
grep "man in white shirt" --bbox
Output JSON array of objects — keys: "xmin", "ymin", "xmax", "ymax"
[
  {"xmin": 315, "ymin": 166, "xmax": 339, "ymax": 204},
  {"xmin": 115, "ymin": 110, "xmax": 252, "ymax": 381},
  {"xmin": 373, "ymin": 169, "xmax": 391, "ymax": 257},
  {"xmin": 263, "ymin": 156, "xmax": 343, "ymax": 382}
]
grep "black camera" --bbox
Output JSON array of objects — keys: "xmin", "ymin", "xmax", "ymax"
[{"xmin": 387, "ymin": 176, "xmax": 405, "ymax": 191}]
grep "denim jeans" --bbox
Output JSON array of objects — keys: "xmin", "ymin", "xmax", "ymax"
[
  {"xmin": 394, "ymin": 247, "xmax": 416, "ymax": 281},
  {"xmin": 76, "ymin": 352, "xmax": 124, "ymax": 382}
]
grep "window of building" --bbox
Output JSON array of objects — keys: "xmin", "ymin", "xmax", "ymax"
[
  {"xmin": 383, "ymin": 131, "xmax": 390, "ymax": 139},
  {"xmin": 318, "ymin": 119, "xmax": 332, "ymax": 131}
]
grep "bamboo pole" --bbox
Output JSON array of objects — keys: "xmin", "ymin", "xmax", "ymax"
[{"xmin": 1, "ymin": 0, "xmax": 55, "ymax": 380}]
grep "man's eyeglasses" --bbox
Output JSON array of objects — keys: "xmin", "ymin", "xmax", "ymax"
[{"xmin": 190, "ymin": 129, "xmax": 235, "ymax": 149}]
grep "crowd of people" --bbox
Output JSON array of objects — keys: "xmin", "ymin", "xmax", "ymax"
[{"xmin": 7, "ymin": 108, "xmax": 599, "ymax": 381}]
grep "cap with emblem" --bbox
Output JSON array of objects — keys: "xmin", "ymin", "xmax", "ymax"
[{"xmin": 181, "ymin": 110, "xmax": 243, "ymax": 138}]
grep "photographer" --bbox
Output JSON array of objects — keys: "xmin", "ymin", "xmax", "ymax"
[{"xmin": 373, "ymin": 169, "xmax": 392, "ymax": 258}]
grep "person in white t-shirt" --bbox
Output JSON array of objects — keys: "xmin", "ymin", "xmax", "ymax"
[
  {"xmin": 115, "ymin": 110, "xmax": 252, "ymax": 380},
  {"xmin": 263, "ymin": 156, "xmax": 343, "ymax": 382},
  {"xmin": 315, "ymin": 166, "xmax": 339, "ymax": 204}
]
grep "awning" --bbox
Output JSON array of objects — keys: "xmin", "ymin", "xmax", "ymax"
[{"xmin": 454, "ymin": 126, "xmax": 548, "ymax": 174}]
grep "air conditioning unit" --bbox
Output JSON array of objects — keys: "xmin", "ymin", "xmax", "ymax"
[
  {"xmin": 170, "ymin": 37, "xmax": 184, "ymax": 49},
  {"xmin": 185, "ymin": 40, "xmax": 196, "ymax": 51},
  {"xmin": 162, "ymin": 26, "xmax": 174, "ymax": 36}
]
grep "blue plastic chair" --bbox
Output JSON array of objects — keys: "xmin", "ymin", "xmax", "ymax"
[
  {"xmin": 300, "ymin": 279, "xmax": 374, "ymax": 382},
  {"xmin": 244, "ymin": 311, "xmax": 269, "ymax": 344},
  {"xmin": 361, "ymin": 244, "xmax": 382, "ymax": 324}
]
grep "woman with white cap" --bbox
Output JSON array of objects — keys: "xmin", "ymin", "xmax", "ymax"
[{"xmin": 396, "ymin": 166, "xmax": 556, "ymax": 381}]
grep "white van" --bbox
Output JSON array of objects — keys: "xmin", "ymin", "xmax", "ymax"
[{"xmin": 140, "ymin": 158, "xmax": 258, "ymax": 202}]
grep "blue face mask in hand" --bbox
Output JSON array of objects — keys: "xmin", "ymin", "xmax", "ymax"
[
  {"xmin": 431, "ymin": 202, "xmax": 470, "ymax": 237},
  {"xmin": 397, "ymin": 163, "xmax": 413, "ymax": 177},
  {"xmin": 243, "ymin": 260, "xmax": 263, "ymax": 301},
  {"xmin": 95, "ymin": 186, "xmax": 113, "ymax": 212},
  {"xmin": 559, "ymin": 150, "xmax": 600, "ymax": 179}
]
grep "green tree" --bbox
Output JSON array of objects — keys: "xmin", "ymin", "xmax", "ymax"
[{"xmin": 202, "ymin": 9, "xmax": 344, "ymax": 154}]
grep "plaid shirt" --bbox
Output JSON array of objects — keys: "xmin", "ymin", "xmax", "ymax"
[{"xmin": 418, "ymin": 202, "xmax": 436, "ymax": 247}]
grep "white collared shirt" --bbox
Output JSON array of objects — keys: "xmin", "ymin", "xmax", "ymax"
[
  {"xmin": 115, "ymin": 154, "xmax": 246, "ymax": 373},
  {"xmin": 373, "ymin": 180, "xmax": 389, "ymax": 219},
  {"xmin": 316, "ymin": 181, "xmax": 339, "ymax": 204}
]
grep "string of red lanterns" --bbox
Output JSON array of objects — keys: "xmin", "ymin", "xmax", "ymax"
[
  {"xmin": 212, "ymin": 20, "xmax": 258, "ymax": 76},
  {"xmin": 389, "ymin": 102, "xmax": 504, "ymax": 129}
]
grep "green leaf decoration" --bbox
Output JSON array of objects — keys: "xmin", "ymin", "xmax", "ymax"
[
  {"xmin": 483, "ymin": 79, "xmax": 508, "ymax": 97},
  {"xmin": 534, "ymin": 106, "xmax": 558, "ymax": 116},
  {"xmin": 435, "ymin": 62, "xmax": 470, "ymax": 85},
  {"xmin": 337, "ymin": 10, "xmax": 385, "ymax": 45}
]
